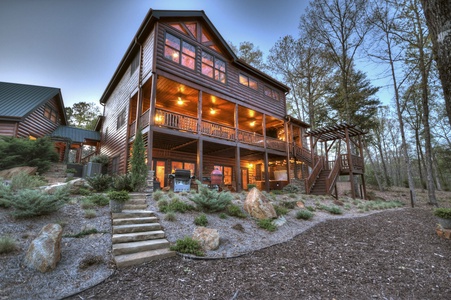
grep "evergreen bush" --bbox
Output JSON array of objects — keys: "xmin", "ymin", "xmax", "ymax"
[
  {"xmin": 0, "ymin": 182, "xmax": 12, "ymax": 208},
  {"xmin": 169, "ymin": 236, "xmax": 204, "ymax": 256},
  {"xmin": 0, "ymin": 136, "xmax": 58, "ymax": 173},
  {"xmin": 152, "ymin": 190, "xmax": 165, "ymax": 201},
  {"xmin": 90, "ymin": 154, "xmax": 109, "ymax": 165},
  {"xmin": 107, "ymin": 190, "xmax": 130, "ymax": 203},
  {"xmin": 194, "ymin": 214, "xmax": 208, "ymax": 226},
  {"xmin": 129, "ymin": 130, "xmax": 148, "ymax": 192},
  {"xmin": 274, "ymin": 204, "xmax": 289, "ymax": 216},
  {"xmin": 296, "ymin": 210, "xmax": 314, "ymax": 220},
  {"xmin": 189, "ymin": 180, "xmax": 233, "ymax": 212},
  {"xmin": 8, "ymin": 187, "xmax": 69, "ymax": 218},
  {"xmin": 85, "ymin": 174, "xmax": 111, "ymax": 192},
  {"xmin": 225, "ymin": 204, "xmax": 247, "ymax": 218},
  {"xmin": 10, "ymin": 172, "xmax": 46, "ymax": 191},
  {"xmin": 282, "ymin": 184, "xmax": 301, "ymax": 194},
  {"xmin": 111, "ymin": 174, "xmax": 134, "ymax": 192},
  {"xmin": 86, "ymin": 194, "xmax": 109, "ymax": 206},
  {"xmin": 0, "ymin": 236, "xmax": 17, "ymax": 254},
  {"xmin": 256, "ymin": 218, "xmax": 277, "ymax": 232}
]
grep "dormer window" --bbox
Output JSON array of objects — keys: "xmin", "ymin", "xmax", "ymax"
[
  {"xmin": 43, "ymin": 105, "xmax": 58, "ymax": 123},
  {"xmin": 164, "ymin": 32, "xmax": 196, "ymax": 70}
]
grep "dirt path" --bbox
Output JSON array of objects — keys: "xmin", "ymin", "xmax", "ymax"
[{"xmin": 67, "ymin": 208, "xmax": 451, "ymax": 300}]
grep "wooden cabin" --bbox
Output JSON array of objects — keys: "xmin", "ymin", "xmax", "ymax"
[
  {"xmin": 98, "ymin": 9, "xmax": 366, "ymax": 197},
  {"xmin": 0, "ymin": 82, "xmax": 100, "ymax": 164}
]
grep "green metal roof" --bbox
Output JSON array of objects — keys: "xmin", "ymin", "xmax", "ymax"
[
  {"xmin": 0, "ymin": 82, "xmax": 65, "ymax": 121},
  {"xmin": 50, "ymin": 126, "xmax": 100, "ymax": 143}
]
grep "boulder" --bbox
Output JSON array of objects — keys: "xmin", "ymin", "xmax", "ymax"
[
  {"xmin": 192, "ymin": 227, "xmax": 219, "ymax": 251},
  {"xmin": 243, "ymin": 188, "xmax": 277, "ymax": 219},
  {"xmin": 23, "ymin": 224, "xmax": 63, "ymax": 272},
  {"xmin": 0, "ymin": 166, "xmax": 37, "ymax": 180}
]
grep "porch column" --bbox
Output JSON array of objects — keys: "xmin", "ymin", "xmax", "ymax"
[
  {"xmin": 197, "ymin": 91, "xmax": 202, "ymax": 135},
  {"xmin": 345, "ymin": 127, "xmax": 356, "ymax": 199},
  {"xmin": 235, "ymin": 146, "xmax": 241, "ymax": 192},
  {"xmin": 285, "ymin": 120, "xmax": 291, "ymax": 185},
  {"xmin": 264, "ymin": 151, "xmax": 269, "ymax": 192},
  {"xmin": 197, "ymin": 139, "xmax": 203, "ymax": 183},
  {"xmin": 358, "ymin": 134, "xmax": 367, "ymax": 199},
  {"xmin": 147, "ymin": 74, "xmax": 157, "ymax": 170}
]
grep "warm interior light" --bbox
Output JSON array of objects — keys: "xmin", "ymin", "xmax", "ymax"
[
  {"xmin": 177, "ymin": 97, "xmax": 184, "ymax": 105},
  {"xmin": 250, "ymin": 120, "xmax": 256, "ymax": 127},
  {"xmin": 210, "ymin": 107, "xmax": 216, "ymax": 115},
  {"xmin": 155, "ymin": 114, "xmax": 163, "ymax": 124}
]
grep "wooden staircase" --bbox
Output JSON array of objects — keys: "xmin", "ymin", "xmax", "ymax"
[
  {"xmin": 309, "ymin": 169, "xmax": 330, "ymax": 195},
  {"xmin": 111, "ymin": 193, "xmax": 175, "ymax": 268}
]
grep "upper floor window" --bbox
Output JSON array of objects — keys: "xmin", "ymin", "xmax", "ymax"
[
  {"xmin": 164, "ymin": 32, "xmax": 196, "ymax": 70},
  {"xmin": 201, "ymin": 51, "xmax": 226, "ymax": 83},
  {"xmin": 239, "ymin": 74, "xmax": 258, "ymax": 90},
  {"xmin": 44, "ymin": 105, "xmax": 58, "ymax": 123},
  {"xmin": 264, "ymin": 86, "xmax": 280, "ymax": 101},
  {"xmin": 117, "ymin": 109, "xmax": 126, "ymax": 129}
]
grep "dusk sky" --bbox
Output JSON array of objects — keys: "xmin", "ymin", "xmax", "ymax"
[{"xmin": 0, "ymin": 0, "xmax": 310, "ymax": 109}]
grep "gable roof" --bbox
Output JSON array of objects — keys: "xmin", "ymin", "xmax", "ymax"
[
  {"xmin": 100, "ymin": 9, "xmax": 289, "ymax": 104},
  {"xmin": 0, "ymin": 81, "xmax": 67, "ymax": 124},
  {"xmin": 49, "ymin": 125, "xmax": 100, "ymax": 143}
]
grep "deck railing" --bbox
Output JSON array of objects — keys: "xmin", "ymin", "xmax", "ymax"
[
  {"xmin": 340, "ymin": 154, "xmax": 364, "ymax": 173},
  {"xmin": 154, "ymin": 109, "xmax": 198, "ymax": 133},
  {"xmin": 238, "ymin": 129, "xmax": 265, "ymax": 147},
  {"xmin": 326, "ymin": 155, "xmax": 341, "ymax": 194},
  {"xmin": 201, "ymin": 120, "xmax": 235, "ymax": 140},
  {"xmin": 139, "ymin": 109, "xmax": 150, "ymax": 128},
  {"xmin": 266, "ymin": 137, "xmax": 286, "ymax": 152},
  {"xmin": 305, "ymin": 157, "xmax": 324, "ymax": 194}
]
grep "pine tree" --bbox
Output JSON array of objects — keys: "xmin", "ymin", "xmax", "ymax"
[{"xmin": 130, "ymin": 130, "xmax": 148, "ymax": 192}]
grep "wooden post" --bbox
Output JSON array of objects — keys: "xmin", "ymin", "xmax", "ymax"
[
  {"xmin": 345, "ymin": 127, "xmax": 356, "ymax": 199},
  {"xmin": 235, "ymin": 146, "xmax": 241, "ymax": 192}
]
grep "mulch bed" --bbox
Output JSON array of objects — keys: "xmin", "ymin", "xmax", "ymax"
[{"xmin": 67, "ymin": 208, "xmax": 451, "ymax": 299}]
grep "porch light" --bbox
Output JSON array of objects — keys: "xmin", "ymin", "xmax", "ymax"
[
  {"xmin": 210, "ymin": 107, "xmax": 217, "ymax": 115},
  {"xmin": 177, "ymin": 97, "xmax": 184, "ymax": 105},
  {"xmin": 249, "ymin": 120, "xmax": 256, "ymax": 127}
]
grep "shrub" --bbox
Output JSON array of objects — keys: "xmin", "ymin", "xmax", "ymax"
[
  {"xmin": 274, "ymin": 205, "xmax": 289, "ymax": 216},
  {"xmin": 10, "ymin": 172, "xmax": 46, "ymax": 191},
  {"xmin": 65, "ymin": 228, "xmax": 99, "ymax": 238},
  {"xmin": 84, "ymin": 209, "xmax": 96, "ymax": 218},
  {"xmin": 226, "ymin": 204, "xmax": 247, "ymax": 218},
  {"xmin": 160, "ymin": 198, "xmax": 194, "ymax": 213},
  {"xmin": 71, "ymin": 187, "xmax": 92, "ymax": 196},
  {"xmin": 169, "ymin": 237, "xmax": 204, "ymax": 256},
  {"xmin": 90, "ymin": 154, "xmax": 109, "ymax": 165},
  {"xmin": 326, "ymin": 206, "xmax": 342, "ymax": 215},
  {"xmin": 152, "ymin": 190, "xmax": 165, "ymax": 201},
  {"xmin": 281, "ymin": 201, "xmax": 297, "ymax": 209},
  {"xmin": 129, "ymin": 130, "xmax": 148, "ymax": 192},
  {"xmin": 9, "ymin": 187, "xmax": 69, "ymax": 218},
  {"xmin": 86, "ymin": 194, "xmax": 109, "ymax": 206},
  {"xmin": 434, "ymin": 208, "xmax": 451, "ymax": 219},
  {"xmin": 257, "ymin": 218, "xmax": 277, "ymax": 232},
  {"xmin": 111, "ymin": 174, "xmax": 134, "ymax": 192},
  {"xmin": 167, "ymin": 191, "xmax": 175, "ymax": 199},
  {"xmin": 189, "ymin": 181, "xmax": 233, "ymax": 212},
  {"xmin": 306, "ymin": 206, "xmax": 315, "ymax": 212},
  {"xmin": 164, "ymin": 212, "xmax": 176, "ymax": 221},
  {"xmin": 86, "ymin": 174, "xmax": 111, "ymax": 192},
  {"xmin": 0, "ymin": 136, "xmax": 58, "ymax": 173},
  {"xmin": 194, "ymin": 214, "xmax": 208, "ymax": 226},
  {"xmin": 296, "ymin": 210, "xmax": 314, "ymax": 220},
  {"xmin": 0, "ymin": 183, "xmax": 12, "ymax": 208},
  {"xmin": 108, "ymin": 190, "xmax": 130, "ymax": 203},
  {"xmin": 219, "ymin": 213, "xmax": 228, "ymax": 219},
  {"xmin": 282, "ymin": 184, "xmax": 300, "ymax": 194},
  {"xmin": 80, "ymin": 198, "xmax": 96, "ymax": 209},
  {"xmin": 0, "ymin": 236, "xmax": 17, "ymax": 254},
  {"xmin": 247, "ymin": 184, "xmax": 256, "ymax": 190}
]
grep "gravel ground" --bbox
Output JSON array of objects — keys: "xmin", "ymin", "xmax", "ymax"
[{"xmin": 1, "ymin": 187, "xmax": 451, "ymax": 300}]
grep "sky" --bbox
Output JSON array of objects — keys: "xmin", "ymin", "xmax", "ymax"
[{"xmin": 0, "ymin": 0, "xmax": 310, "ymax": 109}]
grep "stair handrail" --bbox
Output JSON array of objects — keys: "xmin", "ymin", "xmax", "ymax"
[
  {"xmin": 326, "ymin": 155, "xmax": 342, "ymax": 195},
  {"xmin": 305, "ymin": 156, "xmax": 324, "ymax": 194}
]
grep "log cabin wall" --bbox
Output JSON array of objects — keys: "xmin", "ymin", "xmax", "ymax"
[
  {"xmin": 155, "ymin": 22, "xmax": 287, "ymax": 119},
  {"xmin": 16, "ymin": 97, "xmax": 62, "ymax": 138},
  {"xmin": 141, "ymin": 29, "xmax": 155, "ymax": 83},
  {"xmin": 0, "ymin": 122, "xmax": 17, "ymax": 137},
  {"xmin": 101, "ymin": 58, "xmax": 140, "ymax": 175}
]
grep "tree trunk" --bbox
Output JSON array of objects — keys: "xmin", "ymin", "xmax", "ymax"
[{"xmin": 420, "ymin": 0, "xmax": 451, "ymax": 127}]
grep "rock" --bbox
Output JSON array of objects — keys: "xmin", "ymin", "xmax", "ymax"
[
  {"xmin": 243, "ymin": 188, "xmax": 277, "ymax": 219},
  {"xmin": 192, "ymin": 227, "xmax": 219, "ymax": 251},
  {"xmin": 23, "ymin": 224, "xmax": 63, "ymax": 272},
  {"xmin": 232, "ymin": 223, "xmax": 245, "ymax": 232},
  {"xmin": 0, "ymin": 166, "xmax": 37, "ymax": 180},
  {"xmin": 43, "ymin": 182, "xmax": 67, "ymax": 194},
  {"xmin": 296, "ymin": 201, "xmax": 305, "ymax": 208}
]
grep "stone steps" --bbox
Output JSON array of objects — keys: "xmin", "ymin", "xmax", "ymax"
[{"xmin": 111, "ymin": 194, "xmax": 175, "ymax": 268}]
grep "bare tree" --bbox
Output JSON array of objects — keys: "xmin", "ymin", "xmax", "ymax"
[{"xmin": 419, "ymin": 0, "xmax": 451, "ymax": 127}]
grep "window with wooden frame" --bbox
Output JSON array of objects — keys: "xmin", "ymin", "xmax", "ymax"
[
  {"xmin": 264, "ymin": 86, "xmax": 280, "ymax": 101},
  {"xmin": 239, "ymin": 74, "xmax": 258, "ymax": 90},
  {"xmin": 214, "ymin": 165, "xmax": 233, "ymax": 185},
  {"xmin": 111, "ymin": 155, "xmax": 120, "ymax": 174},
  {"xmin": 117, "ymin": 109, "xmax": 126, "ymax": 129},
  {"xmin": 43, "ymin": 105, "xmax": 58, "ymax": 123},
  {"xmin": 201, "ymin": 51, "xmax": 226, "ymax": 83},
  {"xmin": 164, "ymin": 32, "xmax": 196, "ymax": 70}
]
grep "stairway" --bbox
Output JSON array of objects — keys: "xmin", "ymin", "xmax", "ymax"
[
  {"xmin": 111, "ymin": 193, "xmax": 176, "ymax": 268},
  {"xmin": 42, "ymin": 163, "xmax": 67, "ymax": 184},
  {"xmin": 310, "ymin": 169, "xmax": 330, "ymax": 195}
]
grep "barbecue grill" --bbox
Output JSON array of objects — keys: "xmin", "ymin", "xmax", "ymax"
[
  {"xmin": 168, "ymin": 169, "xmax": 195, "ymax": 192},
  {"xmin": 210, "ymin": 168, "xmax": 223, "ymax": 190}
]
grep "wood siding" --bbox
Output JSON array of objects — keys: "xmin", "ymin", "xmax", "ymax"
[
  {"xmin": 0, "ymin": 122, "xmax": 17, "ymax": 136},
  {"xmin": 101, "ymin": 62, "xmax": 139, "ymax": 174},
  {"xmin": 142, "ymin": 29, "xmax": 155, "ymax": 82},
  {"xmin": 16, "ymin": 97, "xmax": 62, "ymax": 138},
  {"xmin": 155, "ymin": 23, "xmax": 287, "ymax": 119}
]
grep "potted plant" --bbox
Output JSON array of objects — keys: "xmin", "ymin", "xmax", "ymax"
[
  {"xmin": 108, "ymin": 190, "xmax": 130, "ymax": 213},
  {"xmin": 66, "ymin": 168, "xmax": 77, "ymax": 177},
  {"xmin": 434, "ymin": 207, "xmax": 451, "ymax": 229}
]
